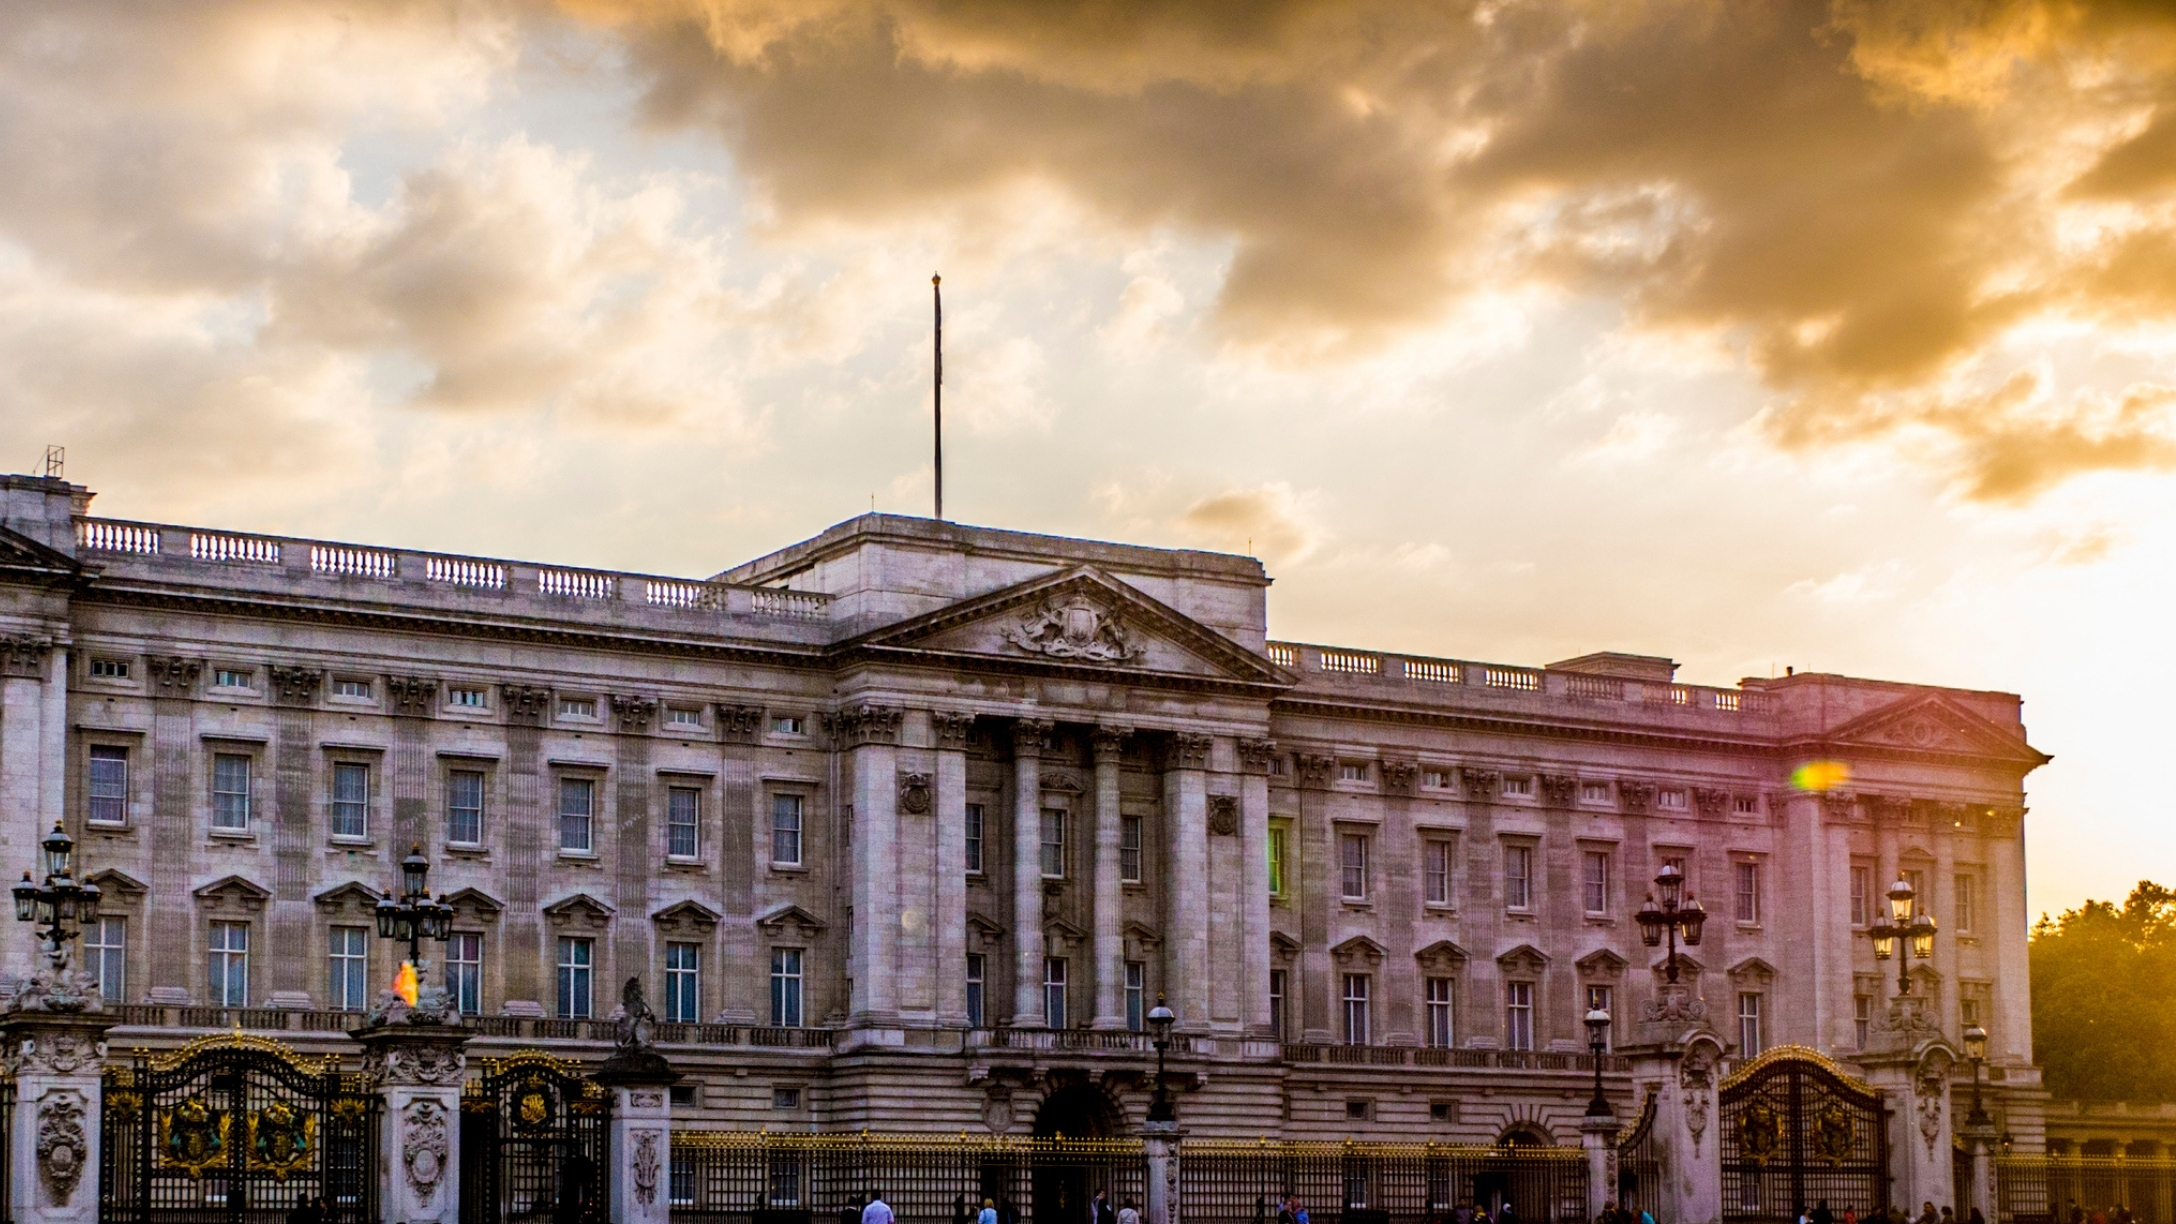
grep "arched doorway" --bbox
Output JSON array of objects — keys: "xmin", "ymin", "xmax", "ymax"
[
  {"xmin": 1475, "ymin": 1125, "xmax": 1558, "ymax": 1220},
  {"xmin": 1036, "ymin": 1084, "xmax": 1119, "ymax": 1139},
  {"xmin": 1032, "ymin": 1085, "xmax": 1124, "ymax": 1224}
]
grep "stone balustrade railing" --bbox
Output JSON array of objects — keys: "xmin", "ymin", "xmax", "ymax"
[
  {"xmin": 1267, "ymin": 640, "xmax": 1773, "ymax": 716},
  {"xmin": 1278, "ymin": 1042, "xmax": 1629, "ymax": 1072},
  {"xmin": 105, "ymin": 1003, "xmax": 836, "ymax": 1048}
]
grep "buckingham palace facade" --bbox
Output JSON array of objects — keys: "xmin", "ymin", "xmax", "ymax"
[{"xmin": 0, "ymin": 472, "xmax": 2051, "ymax": 1149}]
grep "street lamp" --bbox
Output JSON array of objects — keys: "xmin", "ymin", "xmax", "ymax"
[
  {"xmin": 12, "ymin": 822, "xmax": 99, "ymax": 972},
  {"xmin": 1145, "ymin": 995, "xmax": 1178, "ymax": 1124},
  {"xmin": 1634, "ymin": 863, "xmax": 1707, "ymax": 982},
  {"xmin": 373, "ymin": 844, "xmax": 453, "ymax": 974},
  {"xmin": 1868, "ymin": 875, "xmax": 1936, "ymax": 995},
  {"xmin": 1963, "ymin": 1022, "xmax": 1992, "ymax": 1129},
  {"xmin": 1584, "ymin": 1007, "xmax": 1613, "ymax": 1119}
]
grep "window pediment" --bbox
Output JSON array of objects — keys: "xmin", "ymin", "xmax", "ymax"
[
  {"xmin": 194, "ymin": 875, "xmax": 272, "ymax": 913},
  {"xmin": 542, "ymin": 892, "xmax": 614, "ymax": 930},
  {"xmin": 755, "ymin": 903, "xmax": 826, "ymax": 939},
  {"xmin": 651, "ymin": 899, "xmax": 721, "ymax": 933}
]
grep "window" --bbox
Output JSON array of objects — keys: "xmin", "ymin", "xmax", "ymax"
[
  {"xmin": 1586, "ymin": 985, "xmax": 1614, "ymax": 1051},
  {"xmin": 1505, "ymin": 981, "xmax": 1534, "ymax": 1051},
  {"xmin": 447, "ymin": 771, "xmax": 485, "ymax": 846},
  {"xmin": 1855, "ymin": 994, "xmax": 1871, "ymax": 1048},
  {"xmin": 88, "ymin": 746, "xmax": 128, "ymax": 824},
  {"xmin": 1905, "ymin": 869, "xmax": 1927, "ymax": 908},
  {"xmin": 212, "ymin": 754, "xmax": 252, "ymax": 830},
  {"xmin": 1120, "ymin": 816, "xmax": 1143, "ymax": 883},
  {"xmin": 1581, "ymin": 781, "xmax": 1611, "ymax": 803},
  {"xmin": 448, "ymin": 933, "xmax": 482, "ymax": 1016},
  {"xmin": 966, "ymin": 954, "xmax": 985, "ymax": 1028},
  {"xmin": 448, "ymin": 686, "xmax": 487, "ymax": 709},
  {"xmin": 559, "ymin": 777, "xmax": 595, "ymax": 853},
  {"xmin": 1733, "ymin": 795, "xmax": 1760, "ymax": 815},
  {"xmin": 1339, "ymin": 833, "xmax": 1369, "ymax": 900},
  {"xmin": 208, "ymin": 921, "xmax": 250, "ymax": 1007},
  {"xmin": 1504, "ymin": 845, "xmax": 1533, "ymax": 910},
  {"xmin": 666, "ymin": 706, "xmax": 703, "ymax": 729},
  {"xmin": 1423, "ymin": 768, "xmax": 1453, "ymax": 789},
  {"xmin": 1044, "ymin": 958, "xmax": 1068, "ymax": 1029},
  {"xmin": 329, "ymin": 925, "xmax": 369, "ymax": 1011},
  {"xmin": 770, "ymin": 794, "xmax": 804, "ymax": 866},
  {"xmin": 1431, "ymin": 1102, "xmax": 1454, "ymax": 1123},
  {"xmin": 1269, "ymin": 823, "xmax": 1290, "ymax": 897},
  {"xmin": 1735, "ymin": 861, "xmax": 1762, "ymax": 924},
  {"xmin": 557, "ymin": 937, "xmax": 594, "ymax": 1019},
  {"xmin": 964, "ymin": 804, "xmax": 984, "ymax": 875},
  {"xmin": 1657, "ymin": 788, "xmax": 1687, "ymax": 810},
  {"xmin": 1342, "ymin": 974, "xmax": 1371, "ymax": 1045},
  {"xmin": 86, "ymin": 916, "xmax": 125, "ymax": 1003},
  {"xmin": 1738, "ymin": 992, "xmax": 1764, "ymax": 1056},
  {"xmin": 772, "ymin": 1088, "xmax": 801, "ymax": 1110},
  {"xmin": 89, "ymin": 657, "xmax": 129, "ymax": 679},
  {"xmin": 1126, "ymin": 961, "xmax": 1146, "ymax": 1032},
  {"xmin": 665, "ymin": 942, "xmax": 701, "ymax": 1023},
  {"xmin": 770, "ymin": 715, "xmax": 804, "ymax": 735},
  {"xmin": 1346, "ymin": 1100, "xmax": 1371, "ymax": 1121},
  {"xmin": 331, "ymin": 762, "xmax": 370, "ymax": 839},
  {"xmin": 558, "ymin": 696, "xmax": 597, "ymax": 719},
  {"xmin": 1583, "ymin": 851, "xmax": 1611, "ymax": 915},
  {"xmin": 1338, "ymin": 761, "xmax": 1370, "ymax": 782},
  {"xmin": 1269, "ymin": 969, "xmax": 1288, "ymax": 1041},
  {"xmin": 770, "ymin": 948, "xmax": 803, "ymax": 1027},
  {"xmin": 1961, "ymin": 997, "xmax": 1980, "ymax": 1028},
  {"xmin": 1502, "ymin": 775, "xmax": 1533, "ymax": 797},
  {"xmin": 666, "ymin": 787, "xmax": 701, "ymax": 859},
  {"xmin": 1850, "ymin": 866, "xmax": 1871, "ymax": 927},
  {"xmin": 1424, "ymin": 840, "xmax": 1453, "ymax": 906},
  {"xmin": 213, "ymin": 668, "xmax": 251, "ymax": 689},
  {"xmin": 1039, "ymin": 809, "xmax": 1067, "ymax": 878},
  {"xmin": 334, "ymin": 678, "xmax": 372, "ymax": 699},
  {"xmin": 1956, "ymin": 874, "xmax": 1976, "ymax": 933},
  {"xmin": 1425, "ymin": 978, "xmax": 1454, "ymax": 1048}
]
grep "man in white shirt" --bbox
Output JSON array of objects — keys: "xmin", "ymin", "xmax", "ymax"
[
  {"xmin": 1119, "ymin": 1199, "xmax": 1142, "ymax": 1224},
  {"xmin": 864, "ymin": 1193, "xmax": 895, "ymax": 1224}
]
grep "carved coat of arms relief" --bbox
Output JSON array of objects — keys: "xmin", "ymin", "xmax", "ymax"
[{"xmin": 1003, "ymin": 594, "xmax": 1147, "ymax": 664}]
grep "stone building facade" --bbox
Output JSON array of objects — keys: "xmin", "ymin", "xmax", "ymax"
[{"xmin": 0, "ymin": 473, "xmax": 2051, "ymax": 1148}]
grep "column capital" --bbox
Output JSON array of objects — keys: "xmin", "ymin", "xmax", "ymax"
[
  {"xmin": 1296, "ymin": 753, "xmax": 1336, "ymax": 790},
  {"xmin": 933, "ymin": 710, "xmax": 976, "ymax": 750},
  {"xmin": 826, "ymin": 703, "xmax": 903, "ymax": 747},
  {"xmin": 0, "ymin": 635, "xmax": 53, "ymax": 680},
  {"xmin": 1012, "ymin": 716, "xmax": 1055, "ymax": 757},
  {"xmin": 1381, "ymin": 760, "xmax": 1419, "ymax": 797},
  {"xmin": 1236, "ymin": 738, "xmax": 1278, "ymax": 775},
  {"xmin": 1092, "ymin": 725, "xmax": 1132, "ymax": 761},
  {"xmin": 714, "ymin": 703, "xmax": 765, "ymax": 744},
  {"xmin": 500, "ymin": 682, "xmax": 551, "ymax": 725},
  {"xmin": 1166, "ymin": 732, "xmax": 1213, "ymax": 771},
  {"xmin": 388, "ymin": 675, "xmax": 440, "ymax": 718},
  {"xmin": 150, "ymin": 655, "xmax": 205, "ymax": 696}
]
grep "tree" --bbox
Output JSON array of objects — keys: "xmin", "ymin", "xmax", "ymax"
[{"xmin": 2031, "ymin": 881, "xmax": 2176, "ymax": 1102}]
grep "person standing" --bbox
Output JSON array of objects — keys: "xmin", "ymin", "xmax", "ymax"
[
  {"xmin": 1121, "ymin": 1199, "xmax": 1143, "ymax": 1224},
  {"xmin": 980, "ymin": 1199, "xmax": 1000, "ymax": 1224},
  {"xmin": 1095, "ymin": 1190, "xmax": 1116, "ymax": 1224},
  {"xmin": 865, "ymin": 1191, "xmax": 897, "ymax": 1224}
]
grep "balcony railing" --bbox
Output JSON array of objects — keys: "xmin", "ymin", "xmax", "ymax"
[
  {"xmin": 107, "ymin": 1005, "xmax": 836, "ymax": 1048},
  {"xmin": 1268, "ymin": 640, "xmax": 1772, "ymax": 715},
  {"xmin": 1278, "ymin": 1042, "xmax": 1629, "ymax": 1072}
]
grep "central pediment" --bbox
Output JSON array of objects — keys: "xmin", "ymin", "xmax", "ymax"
[{"xmin": 841, "ymin": 566, "xmax": 1291, "ymax": 687}]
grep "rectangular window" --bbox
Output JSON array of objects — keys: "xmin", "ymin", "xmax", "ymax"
[
  {"xmin": 1270, "ymin": 969, "xmax": 1288, "ymax": 1042},
  {"xmin": 1425, "ymin": 977, "xmax": 1454, "ymax": 1048},
  {"xmin": 665, "ymin": 942, "xmax": 701, "ymax": 1023},
  {"xmin": 771, "ymin": 794, "xmax": 804, "ymax": 866},
  {"xmin": 665, "ymin": 706, "xmax": 703, "ymax": 729},
  {"xmin": 333, "ymin": 678, "xmax": 372, "ymax": 699},
  {"xmin": 1502, "ymin": 775, "xmax": 1533, "ymax": 797},
  {"xmin": 964, "ymin": 804, "xmax": 984, "ymax": 875},
  {"xmin": 448, "ymin": 686, "xmax": 487, "ymax": 708},
  {"xmin": 1733, "ymin": 795, "xmax": 1760, "ymax": 814},
  {"xmin": 89, "ymin": 657, "xmax": 129, "ymax": 679},
  {"xmin": 1961, "ymin": 998, "xmax": 1980, "ymax": 1028},
  {"xmin": 1956, "ymin": 874, "xmax": 1976, "ymax": 933},
  {"xmin": 1505, "ymin": 981, "xmax": 1534, "ymax": 1051},
  {"xmin": 1424, "ymin": 840, "xmax": 1452, "ymax": 906},
  {"xmin": 1850, "ymin": 865, "xmax": 1870, "ymax": 927},
  {"xmin": 208, "ymin": 921, "xmax": 250, "ymax": 1007},
  {"xmin": 1581, "ymin": 781, "xmax": 1611, "ymax": 803},
  {"xmin": 213, "ymin": 668, "xmax": 251, "ymax": 689},
  {"xmin": 88, "ymin": 746, "xmax": 128, "ymax": 825},
  {"xmin": 1338, "ymin": 833, "xmax": 1369, "ymax": 901},
  {"xmin": 1044, "ymin": 958, "xmax": 1069, "ymax": 1029},
  {"xmin": 1905, "ymin": 869, "xmax": 1927, "ymax": 909},
  {"xmin": 770, "ymin": 948, "xmax": 804, "ymax": 1027},
  {"xmin": 447, "ymin": 771, "xmax": 485, "ymax": 846},
  {"xmin": 1342, "ymin": 974, "xmax": 1371, "ymax": 1045},
  {"xmin": 1039, "ymin": 809, "xmax": 1067, "ymax": 878},
  {"xmin": 558, "ymin": 696, "xmax": 597, "ymax": 719},
  {"xmin": 1738, "ymin": 992, "xmax": 1765, "ymax": 1056},
  {"xmin": 1504, "ymin": 845, "xmax": 1533, "ymax": 910},
  {"xmin": 559, "ymin": 777, "xmax": 594, "ymax": 853},
  {"xmin": 1338, "ymin": 761, "xmax": 1369, "ymax": 782},
  {"xmin": 448, "ymin": 933, "xmax": 482, "ymax": 1016},
  {"xmin": 211, "ymin": 754, "xmax": 252, "ymax": 830},
  {"xmin": 1125, "ymin": 961, "xmax": 1146, "ymax": 1032},
  {"xmin": 1583, "ymin": 851, "xmax": 1611, "ymax": 915},
  {"xmin": 1855, "ymin": 994, "xmax": 1871, "ymax": 1048},
  {"xmin": 1657, "ymin": 788, "xmax": 1687, "ymax": 810},
  {"xmin": 666, "ymin": 787, "xmax": 702, "ymax": 859},
  {"xmin": 329, "ymin": 924, "xmax": 369, "ymax": 1011},
  {"xmin": 1423, "ymin": 768, "xmax": 1454, "ymax": 789},
  {"xmin": 556, "ymin": 937, "xmax": 593, "ymax": 1019},
  {"xmin": 1269, "ymin": 824, "xmax": 1290, "ymax": 897},
  {"xmin": 86, "ymin": 916, "xmax": 125, "ymax": 1004},
  {"xmin": 770, "ymin": 715, "xmax": 804, "ymax": 735},
  {"xmin": 1735, "ymin": 861, "xmax": 1762, "ymax": 924},
  {"xmin": 772, "ymin": 1088, "xmax": 800, "ymax": 1110},
  {"xmin": 1120, "ymin": 815, "xmax": 1143, "ymax": 883},
  {"xmin": 1587, "ymin": 985, "xmax": 1614, "ymax": 1052},
  {"xmin": 331, "ymin": 761, "xmax": 370, "ymax": 840},
  {"xmin": 966, "ymin": 954, "xmax": 985, "ymax": 1028}
]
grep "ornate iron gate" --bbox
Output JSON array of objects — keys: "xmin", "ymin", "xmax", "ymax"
[
  {"xmin": 1720, "ymin": 1047, "xmax": 1889, "ymax": 1224},
  {"xmin": 460, "ymin": 1049, "xmax": 611, "ymax": 1224},
  {"xmin": 1617, "ymin": 1087, "xmax": 1661, "ymax": 1222},
  {"xmin": 99, "ymin": 1033, "xmax": 379, "ymax": 1224}
]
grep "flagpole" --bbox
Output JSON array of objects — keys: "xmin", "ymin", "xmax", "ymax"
[{"xmin": 933, "ymin": 273, "xmax": 944, "ymax": 521}]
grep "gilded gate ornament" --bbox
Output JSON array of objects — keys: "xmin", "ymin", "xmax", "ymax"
[
  {"xmin": 1737, "ymin": 1099, "xmax": 1783, "ymax": 1164},
  {"xmin": 248, "ymin": 1099, "xmax": 318, "ymax": 1179},
  {"xmin": 159, "ymin": 1097, "xmax": 231, "ymax": 1178},
  {"xmin": 516, "ymin": 1075, "xmax": 556, "ymax": 1130},
  {"xmin": 1813, "ymin": 1103, "xmax": 1856, "ymax": 1164}
]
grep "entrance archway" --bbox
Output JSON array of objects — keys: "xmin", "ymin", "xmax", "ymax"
[
  {"xmin": 1035, "ymin": 1084, "xmax": 1119, "ymax": 1139},
  {"xmin": 1032, "ymin": 1085, "xmax": 1125, "ymax": 1224}
]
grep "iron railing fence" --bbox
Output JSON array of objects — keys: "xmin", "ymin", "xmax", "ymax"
[
  {"xmin": 669, "ymin": 1133, "xmax": 1147, "ymax": 1224},
  {"xmin": 1997, "ymin": 1156, "xmax": 2176, "ymax": 1224},
  {"xmin": 1180, "ymin": 1140, "xmax": 1589, "ymax": 1224}
]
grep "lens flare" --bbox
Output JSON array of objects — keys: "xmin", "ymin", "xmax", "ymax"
[
  {"xmin": 1790, "ymin": 760, "xmax": 1851, "ymax": 792},
  {"xmin": 392, "ymin": 960, "xmax": 419, "ymax": 1006}
]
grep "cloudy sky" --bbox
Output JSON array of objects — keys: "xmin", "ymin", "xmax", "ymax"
[{"xmin": 7, "ymin": 0, "xmax": 2175, "ymax": 919}]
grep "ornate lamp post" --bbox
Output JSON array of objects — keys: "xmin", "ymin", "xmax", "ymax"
[
  {"xmin": 373, "ymin": 844, "xmax": 453, "ymax": 974},
  {"xmin": 12, "ymin": 822, "xmax": 99, "ymax": 972},
  {"xmin": 1583, "ymin": 1007, "xmax": 1613, "ymax": 1119},
  {"xmin": 1868, "ymin": 875, "xmax": 1936, "ymax": 995},
  {"xmin": 1146, "ymin": 995, "xmax": 1178, "ymax": 1123},
  {"xmin": 1634, "ymin": 863, "xmax": 1707, "ymax": 981},
  {"xmin": 1962, "ymin": 1022, "xmax": 1992, "ymax": 1129}
]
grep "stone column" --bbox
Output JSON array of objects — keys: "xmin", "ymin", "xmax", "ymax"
[
  {"xmin": 1163, "ymin": 734, "xmax": 1211, "ymax": 1033},
  {"xmin": 835, "ymin": 704, "xmax": 904, "ymax": 1027},
  {"xmin": 1237, "ymin": 740, "xmax": 1276, "ymax": 1038},
  {"xmin": 1012, "ymin": 718, "xmax": 1053, "ymax": 1028},
  {"xmin": 0, "ymin": 639, "xmax": 56, "ymax": 986},
  {"xmin": 596, "ymin": 1039, "xmax": 680, "ymax": 1224},
  {"xmin": 1143, "ymin": 1120, "xmax": 1183, "ymax": 1224},
  {"xmin": 1, "ymin": 1004, "xmax": 113, "ymax": 1224},
  {"xmin": 1583, "ymin": 1115, "xmax": 1619, "ymax": 1222},
  {"xmin": 1091, "ymin": 727, "xmax": 1130, "ymax": 1030},
  {"xmin": 935, "ymin": 713, "xmax": 976, "ymax": 1026},
  {"xmin": 1985, "ymin": 810, "xmax": 2032, "ymax": 1066},
  {"xmin": 355, "ymin": 1016, "xmax": 472, "ymax": 1224}
]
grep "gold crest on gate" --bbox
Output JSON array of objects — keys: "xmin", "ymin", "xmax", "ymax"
[
  {"xmin": 158, "ymin": 1097, "xmax": 231, "ymax": 1179},
  {"xmin": 1738, "ymin": 1100, "xmax": 1784, "ymax": 1164},
  {"xmin": 1813, "ymin": 1103, "xmax": 1856, "ymax": 1164},
  {"xmin": 248, "ymin": 1100, "xmax": 319, "ymax": 1180}
]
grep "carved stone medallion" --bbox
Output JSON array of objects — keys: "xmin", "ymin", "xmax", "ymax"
[
  {"xmin": 1206, "ymin": 795, "xmax": 1238, "ymax": 836},
  {"xmin": 402, "ymin": 1098, "xmax": 449, "ymax": 1202},
  {"xmin": 36, "ymin": 1092, "xmax": 86, "ymax": 1205},
  {"xmin": 633, "ymin": 1127, "xmax": 664, "ymax": 1206},
  {"xmin": 900, "ymin": 773, "xmax": 933, "ymax": 815},
  {"xmin": 1004, "ymin": 594, "xmax": 1146, "ymax": 664}
]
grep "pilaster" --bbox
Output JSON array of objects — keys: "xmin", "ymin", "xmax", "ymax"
[
  {"xmin": 1011, "ymin": 717, "xmax": 1053, "ymax": 1028},
  {"xmin": 1163, "ymin": 733, "xmax": 1211, "ymax": 1033},
  {"xmin": 1091, "ymin": 726, "xmax": 1129, "ymax": 1030},
  {"xmin": 832, "ymin": 704, "xmax": 904, "ymax": 1026},
  {"xmin": 934, "ymin": 711, "xmax": 975, "ymax": 1026},
  {"xmin": 1237, "ymin": 739, "xmax": 1275, "ymax": 1038}
]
